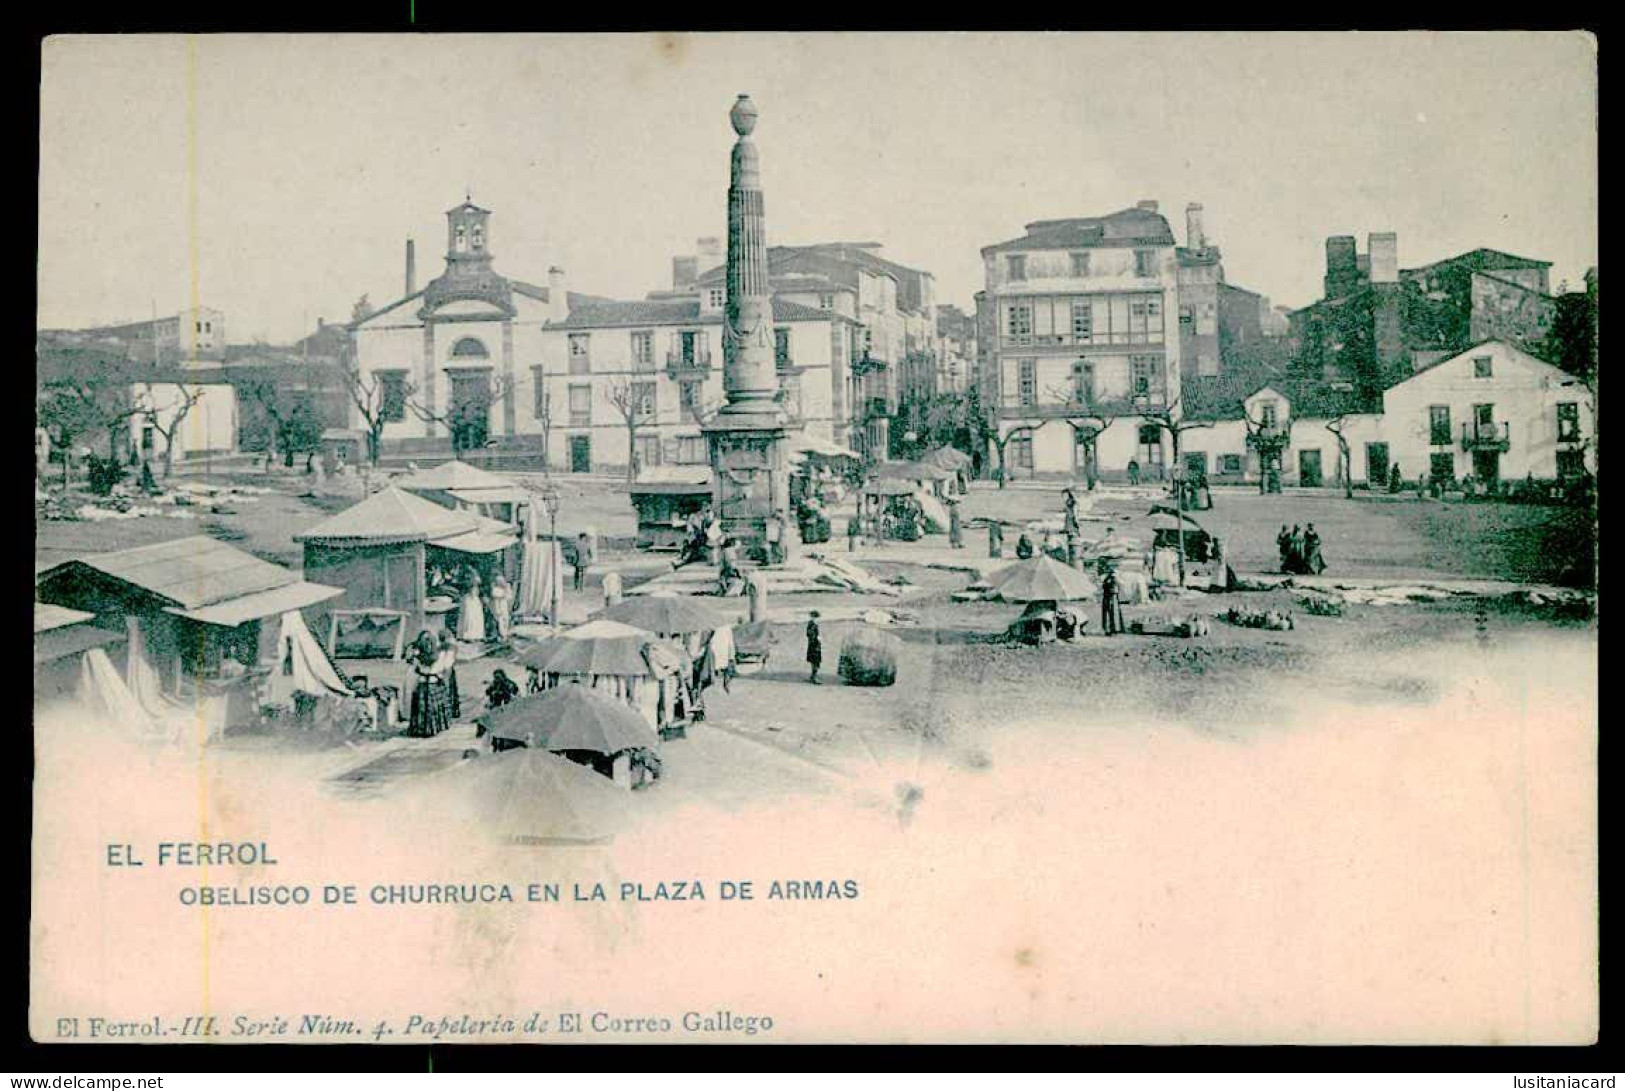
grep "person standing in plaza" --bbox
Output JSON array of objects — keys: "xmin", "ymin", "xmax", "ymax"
[
  {"xmin": 1277, "ymin": 525, "xmax": 1294, "ymax": 573},
  {"xmin": 488, "ymin": 571, "xmax": 513, "ymax": 643},
  {"xmin": 1128, "ymin": 460, "xmax": 1141, "ymax": 487},
  {"xmin": 406, "ymin": 630, "xmax": 450, "ymax": 738},
  {"xmin": 1288, "ymin": 524, "xmax": 1306, "ymax": 575},
  {"xmin": 573, "ymin": 528, "xmax": 596, "ymax": 591},
  {"xmin": 1302, "ymin": 523, "xmax": 1327, "ymax": 575},
  {"xmin": 1100, "ymin": 564, "xmax": 1125, "ymax": 636},
  {"xmin": 805, "ymin": 610, "xmax": 823, "ymax": 685},
  {"xmin": 948, "ymin": 501, "xmax": 964, "ymax": 549},
  {"xmin": 438, "ymin": 630, "xmax": 462, "ymax": 720}
]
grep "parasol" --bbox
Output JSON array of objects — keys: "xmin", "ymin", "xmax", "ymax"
[
  {"xmin": 477, "ymin": 683, "xmax": 661, "ymax": 754},
  {"xmin": 919, "ymin": 446, "xmax": 973, "ymax": 471},
  {"xmin": 984, "ymin": 554, "xmax": 1098, "ymax": 603},
  {"xmin": 597, "ymin": 595, "xmax": 732, "ymax": 636},
  {"xmin": 428, "ymin": 748, "xmax": 630, "ymax": 846}
]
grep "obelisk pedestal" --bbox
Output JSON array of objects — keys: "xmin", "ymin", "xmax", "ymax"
[{"xmin": 704, "ymin": 94, "xmax": 792, "ymax": 565}]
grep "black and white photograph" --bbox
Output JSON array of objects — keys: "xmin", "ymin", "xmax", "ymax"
[{"xmin": 30, "ymin": 31, "xmax": 1598, "ymax": 1047}]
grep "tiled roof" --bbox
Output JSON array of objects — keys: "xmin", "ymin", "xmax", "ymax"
[
  {"xmin": 1401, "ymin": 248, "xmax": 1552, "ymax": 276},
  {"xmin": 983, "ymin": 208, "xmax": 1177, "ymax": 255},
  {"xmin": 550, "ymin": 295, "xmax": 842, "ymax": 330}
]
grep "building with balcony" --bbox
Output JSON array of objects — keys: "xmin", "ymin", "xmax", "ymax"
[
  {"xmin": 1174, "ymin": 339, "xmax": 1593, "ymax": 489},
  {"xmin": 533, "ymin": 294, "xmax": 856, "ymax": 476},
  {"xmin": 978, "ymin": 201, "xmax": 1187, "ymax": 480},
  {"xmin": 76, "ymin": 306, "xmax": 228, "ymax": 367}
]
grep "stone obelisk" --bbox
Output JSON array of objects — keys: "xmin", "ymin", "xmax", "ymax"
[{"xmin": 705, "ymin": 94, "xmax": 791, "ymax": 564}]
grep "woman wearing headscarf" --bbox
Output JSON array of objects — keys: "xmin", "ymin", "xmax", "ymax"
[{"xmin": 406, "ymin": 630, "xmax": 450, "ymax": 738}]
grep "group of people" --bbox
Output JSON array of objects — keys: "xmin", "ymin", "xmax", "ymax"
[
  {"xmin": 1277, "ymin": 523, "xmax": 1328, "ymax": 576},
  {"xmin": 430, "ymin": 564, "xmax": 515, "ymax": 645},
  {"xmin": 673, "ymin": 506, "xmax": 723, "ymax": 570}
]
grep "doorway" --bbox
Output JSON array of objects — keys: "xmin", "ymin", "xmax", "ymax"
[
  {"xmin": 569, "ymin": 435, "xmax": 592, "ymax": 474},
  {"xmin": 1472, "ymin": 448, "xmax": 1501, "ymax": 484},
  {"xmin": 1366, "ymin": 442, "xmax": 1389, "ymax": 487},
  {"xmin": 1298, "ymin": 448, "xmax": 1323, "ymax": 487}
]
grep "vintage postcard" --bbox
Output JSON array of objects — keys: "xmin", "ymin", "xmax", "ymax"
[{"xmin": 32, "ymin": 31, "xmax": 1597, "ymax": 1046}]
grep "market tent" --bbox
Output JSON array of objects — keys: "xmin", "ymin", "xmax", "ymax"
[
  {"xmin": 1147, "ymin": 505, "xmax": 1207, "ymax": 532},
  {"xmin": 872, "ymin": 460, "xmax": 954, "ymax": 482},
  {"xmin": 985, "ymin": 554, "xmax": 1098, "ymax": 603},
  {"xmin": 426, "ymin": 748, "xmax": 630, "ymax": 846},
  {"xmin": 394, "ymin": 459, "xmax": 517, "ymax": 494},
  {"xmin": 520, "ymin": 633, "xmax": 668, "ymax": 675},
  {"xmin": 478, "ymin": 684, "xmax": 661, "ymax": 754},
  {"xmin": 261, "ymin": 610, "xmax": 351, "ymax": 705},
  {"xmin": 294, "ymin": 486, "xmax": 484, "ymax": 546},
  {"xmin": 77, "ymin": 646, "xmax": 166, "ymax": 741},
  {"xmin": 789, "ymin": 435, "xmax": 861, "ymax": 461}
]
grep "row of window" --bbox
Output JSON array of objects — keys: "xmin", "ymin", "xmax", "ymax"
[
  {"xmin": 1005, "ymin": 250, "xmax": 1157, "ymax": 281},
  {"xmin": 1009, "ymin": 356, "xmax": 1166, "ymax": 407},
  {"xmin": 565, "ymin": 327, "xmax": 796, "ymax": 372},
  {"xmin": 1425, "ymin": 402, "xmax": 1581, "ymax": 446},
  {"xmin": 1003, "ymin": 293, "xmax": 1166, "ymax": 347}
]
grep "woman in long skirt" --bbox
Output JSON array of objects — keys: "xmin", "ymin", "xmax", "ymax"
[
  {"xmin": 406, "ymin": 630, "xmax": 451, "ymax": 737},
  {"xmin": 438, "ymin": 630, "xmax": 462, "ymax": 720}
]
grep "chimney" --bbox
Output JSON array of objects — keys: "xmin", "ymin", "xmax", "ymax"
[
  {"xmin": 1185, "ymin": 203, "xmax": 1205, "ymax": 250},
  {"xmin": 672, "ymin": 255, "xmax": 698, "ymax": 291},
  {"xmin": 405, "ymin": 238, "xmax": 416, "ymax": 296},
  {"xmin": 1324, "ymin": 235, "xmax": 1359, "ymax": 299},
  {"xmin": 547, "ymin": 266, "xmax": 568, "ymax": 322},
  {"xmin": 1136, "ymin": 200, "xmax": 1159, "ymax": 213},
  {"xmin": 696, "ymin": 236, "xmax": 723, "ymax": 272},
  {"xmin": 1368, "ymin": 232, "xmax": 1398, "ymax": 284}
]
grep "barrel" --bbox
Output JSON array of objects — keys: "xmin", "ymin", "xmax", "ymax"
[{"xmin": 838, "ymin": 628, "xmax": 901, "ymax": 687}]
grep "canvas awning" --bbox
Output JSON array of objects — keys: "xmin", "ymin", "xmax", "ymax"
[
  {"xmin": 430, "ymin": 530, "xmax": 519, "ymax": 555},
  {"xmin": 34, "ymin": 623, "xmax": 126, "ymax": 667},
  {"xmin": 446, "ymin": 486, "xmax": 530, "ymax": 507},
  {"xmin": 35, "ymin": 603, "xmax": 95, "ymax": 634},
  {"xmin": 163, "ymin": 580, "xmax": 344, "ymax": 627}
]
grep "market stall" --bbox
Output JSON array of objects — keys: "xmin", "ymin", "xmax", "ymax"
[{"xmin": 627, "ymin": 466, "xmax": 713, "ymax": 551}]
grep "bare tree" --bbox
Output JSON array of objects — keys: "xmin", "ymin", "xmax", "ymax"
[
  {"xmin": 989, "ymin": 424, "xmax": 1036, "ymax": 488},
  {"xmin": 533, "ymin": 385, "xmax": 553, "ymax": 473},
  {"xmin": 1325, "ymin": 415, "xmax": 1354, "ymax": 500},
  {"xmin": 1043, "ymin": 382, "xmax": 1116, "ymax": 490},
  {"xmin": 406, "ymin": 374, "xmax": 516, "ymax": 456},
  {"xmin": 1243, "ymin": 405, "xmax": 1292, "ymax": 495},
  {"xmin": 606, "ymin": 378, "xmax": 656, "ymax": 483},
  {"xmin": 136, "ymin": 382, "xmax": 205, "ymax": 479},
  {"xmin": 339, "ymin": 364, "xmax": 393, "ymax": 466}
]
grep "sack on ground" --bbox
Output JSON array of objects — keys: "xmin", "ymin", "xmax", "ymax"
[{"xmin": 839, "ymin": 628, "xmax": 901, "ymax": 686}]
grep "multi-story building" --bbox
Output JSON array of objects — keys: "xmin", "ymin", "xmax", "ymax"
[
  {"xmin": 690, "ymin": 241, "xmax": 938, "ymax": 458},
  {"xmin": 351, "ymin": 202, "xmax": 855, "ymax": 474},
  {"xmin": 979, "ymin": 201, "xmax": 1186, "ymax": 480},
  {"xmin": 934, "ymin": 304, "xmax": 976, "ymax": 395},
  {"xmin": 535, "ymin": 293, "xmax": 856, "ymax": 474},
  {"xmin": 1288, "ymin": 236, "xmax": 1560, "ymax": 390},
  {"xmin": 1174, "ymin": 202, "xmax": 1273, "ymax": 380},
  {"xmin": 79, "ymin": 306, "xmax": 227, "ymax": 366}
]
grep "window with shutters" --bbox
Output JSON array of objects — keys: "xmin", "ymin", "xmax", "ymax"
[
  {"xmin": 378, "ymin": 371, "xmax": 408, "ymax": 422},
  {"xmin": 1018, "ymin": 360, "xmax": 1037, "ymax": 406},
  {"xmin": 631, "ymin": 330, "xmax": 655, "ymax": 369},
  {"xmin": 1007, "ymin": 255, "xmax": 1026, "ymax": 281}
]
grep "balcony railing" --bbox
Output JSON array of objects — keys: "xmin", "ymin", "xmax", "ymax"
[
  {"xmin": 851, "ymin": 355, "xmax": 889, "ymax": 376},
  {"xmin": 1461, "ymin": 421, "xmax": 1511, "ymax": 452},
  {"xmin": 996, "ymin": 396, "xmax": 1154, "ymax": 421},
  {"xmin": 665, "ymin": 349, "xmax": 712, "ymax": 379},
  {"xmin": 862, "ymin": 396, "xmax": 891, "ymax": 420}
]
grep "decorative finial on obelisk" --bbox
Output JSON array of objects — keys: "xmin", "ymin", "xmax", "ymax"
[{"xmin": 718, "ymin": 93, "xmax": 781, "ymax": 421}]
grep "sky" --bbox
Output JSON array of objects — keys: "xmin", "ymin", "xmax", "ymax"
[{"xmin": 38, "ymin": 32, "xmax": 1597, "ymax": 344}]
